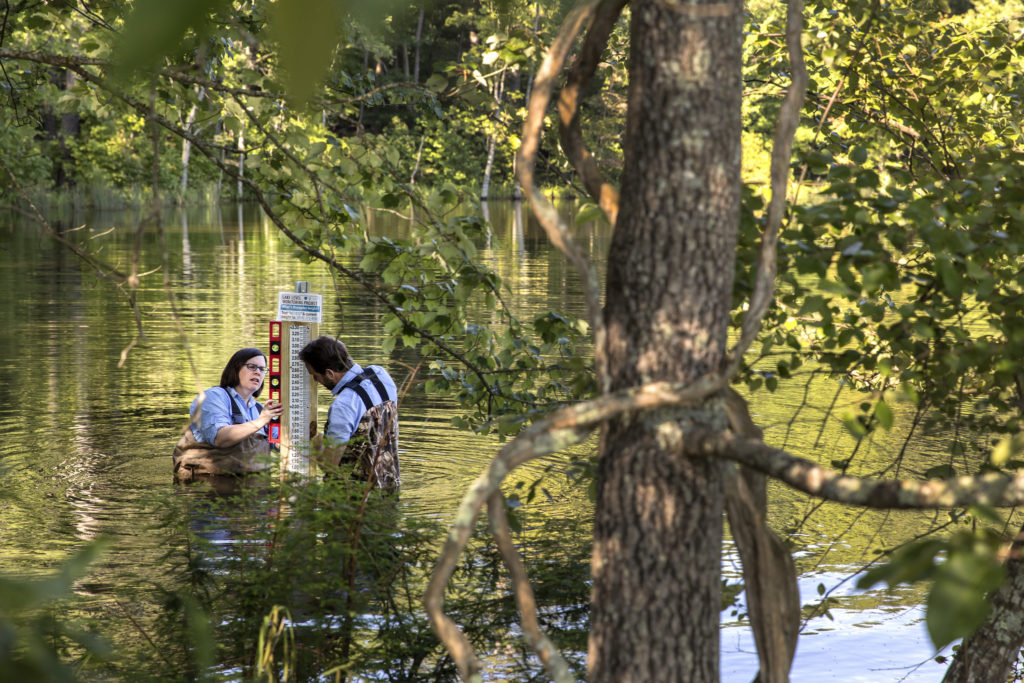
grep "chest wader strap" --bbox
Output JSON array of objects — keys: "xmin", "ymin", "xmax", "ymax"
[
  {"xmin": 324, "ymin": 367, "xmax": 393, "ymax": 433},
  {"xmin": 226, "ymin": 387, "xmax": 262, "ymax": 424}
]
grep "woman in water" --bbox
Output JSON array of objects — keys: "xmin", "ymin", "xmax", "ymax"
[{"xmin": 172, "ymin": 348, "xmax": 283, "ymax": 480}]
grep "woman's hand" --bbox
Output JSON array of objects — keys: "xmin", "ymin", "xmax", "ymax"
[
  {"xmin": 258, "ymin": 399, "xmax": 284, "ymax": 426},
  {"xmin": 214, "ymin": 399, "xmax": 283, "ymax": 448}
]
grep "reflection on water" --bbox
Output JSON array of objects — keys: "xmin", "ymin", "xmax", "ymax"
[{"xmin": 0, "ymin": 200, "xmax": 961, "ymax": 680}]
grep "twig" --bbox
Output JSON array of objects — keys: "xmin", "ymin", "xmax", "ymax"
[
  {"xmin": 727, "ymin": 0, "xmax": 807, "ymax": 374},
  {"xmin": 113, "ymin": 598, "xmax": 177, "ymax": 670},
  {"xmin": 487, "ymin": 492, "xmax": 574, "ymax": 683},
  {"xmin": 557, "ymin": 0, "xmax": 626, "ymax": 227},
  {"xmin": 516, "ymin": 0, "xmax": 610, "ymax": 394}
]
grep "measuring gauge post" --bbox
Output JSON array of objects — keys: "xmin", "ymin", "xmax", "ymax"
[{"xmin": 273, "ymin": 282, "xmax": 322, "ymax": 479}]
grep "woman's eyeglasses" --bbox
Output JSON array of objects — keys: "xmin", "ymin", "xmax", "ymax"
[{"xmin": 244, "ymin": 363, "xmax": 268, "ymax": 374}]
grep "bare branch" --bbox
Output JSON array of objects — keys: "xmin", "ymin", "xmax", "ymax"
[
  {"xmin": 557, "ymin": 0, "xmax": 626, "ymax": 227},
  {"xmin": 487, "ymin": 493, "xmax": 574, "ymax": 683},
  {"xmin": 516, "ymin": 0, "xmax": 611, "ymax": 394},
  {"xmin": 790, "ymin": 0, "xmax": 880, "ymax": 207},
  {"xmin": 0, "ymin": 162, "xmax": 129, "ymax": 282},
  {"xmin": 727, "ymin": 0, "xmax": 807, "ymax": 373},
  {"xmin": 425, "ymin": 374, "xmax": 724, "ymax": 677},
  {"xmin": 723, "ymin": 389, "xmax": 799, "ymax": 682}
]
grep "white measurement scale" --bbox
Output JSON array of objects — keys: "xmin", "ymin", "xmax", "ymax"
[
  {"xmin": 287, "ymin": 323, "xmax": 311, "ymax": 475},
  {"xmin": 272, "ymin": 283, "xmax": 322, "ymax": 478}
]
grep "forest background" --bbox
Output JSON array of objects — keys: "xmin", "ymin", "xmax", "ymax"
[{"xmin": 3, "ymin": 0, "xmax": 1024, "ymax": 681}]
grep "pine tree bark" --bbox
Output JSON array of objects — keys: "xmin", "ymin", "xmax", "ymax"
[{"xmin": 589, "ymin": 1, "xmax": 743, "ymax": 681}]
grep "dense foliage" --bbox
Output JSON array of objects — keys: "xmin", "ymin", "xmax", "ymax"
[{"xmin": 741, "ymin": 0, "xmax": 1024, "ymax": 650}]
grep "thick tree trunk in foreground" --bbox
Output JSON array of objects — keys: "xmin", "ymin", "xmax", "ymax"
[
  {"xmin": 943, "ymin": 525, "xmax": 1024, "ymax": 683},
  {"xmin": 588, "ymin": 1, "xmax": 742, "ymax": 682}
]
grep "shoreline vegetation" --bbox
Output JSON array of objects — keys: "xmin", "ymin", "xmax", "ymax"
[{"xmin": 6, "ymin": 184, "xmax": 581, "ymax": 216}]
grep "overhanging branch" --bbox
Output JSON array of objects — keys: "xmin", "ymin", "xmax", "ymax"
[{"xmin": 690, "ymin": 427, "xmax": 1024, "ymax": 509}]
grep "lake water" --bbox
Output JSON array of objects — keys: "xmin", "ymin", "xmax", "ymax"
[{"xmin": 0, "ymin": 200, "xmax": 965, "ymax": 680}]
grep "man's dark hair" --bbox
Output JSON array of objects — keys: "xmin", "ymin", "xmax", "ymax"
[
  {"xmin": 220, "ymin": 347, "xmax": 267, "ymax": 397},
  {"xmin": 298, "ymin": 336, "xmax": 354, "ymax": 375}
]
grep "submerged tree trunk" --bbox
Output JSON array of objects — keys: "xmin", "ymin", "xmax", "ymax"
[{"xmin": 589, "ymin": 1, "xmax": 743, "ymax": 681}]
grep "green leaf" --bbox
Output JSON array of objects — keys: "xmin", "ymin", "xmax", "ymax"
[
  {"xmin": 874, "ymin": 400, "xmax": 894, "ymax": 430},
  {"xmin": 0, "ymin": 538, "xmax": 109, "ymax": 612},
  {"xmin": 926, "ymin": 577, "xmax": 983, "ymax": 651},
  {"xmin": 425, "ymin": 74, "xmax": 448, "ymax": 93},
  {"xmin": 112, "ymin": 0, "xmax": 229, "ymax": 80},
  {"xmin": 269, "ymin": 0, "xmax": 345, "ymax": 106},
  {"xmin": 843, "ymin": 414, "xmax": 868, "ymax": 438},
  {"xmin": 990, "ymin": 434, "xmax": 1024, "ymax": 467},
  {"xmin": 936, "ymin": 259, "xmax": 963, "ymax": 298},
  {"xmin": 574, "ymin": 202, "xmax": 606, "ymax": 225},
  {"xmin": 856, "ymin": 539, "xmax": 944, "ymax": 590},
  {"xmin": 926, "ymin": 551, "xmax": 1003, "ymax": 650}
]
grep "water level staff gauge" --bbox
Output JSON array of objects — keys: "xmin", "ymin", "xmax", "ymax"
[{"xmin": 270, "ymin": 282, "xmax": 322, "ymax": 479}]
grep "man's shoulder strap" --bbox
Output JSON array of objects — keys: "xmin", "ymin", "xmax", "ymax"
[{"xmin": 340, "ymin": 367, "xmax": 393, "ymax": 409}]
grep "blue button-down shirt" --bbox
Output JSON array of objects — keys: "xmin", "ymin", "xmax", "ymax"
[
  {"xmin": 190, "ymin": 386, "xmax": 265, "ymax": 444},
  {"xmin": 325, "ymin": 363, "xmax": 398, "ymax": 446}
]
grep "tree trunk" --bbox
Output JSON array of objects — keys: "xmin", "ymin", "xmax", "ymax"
[
  {"xmin": 481, "ymin": 75, "xmax": 505, "ymax": 200},
  {"xmin": 237, "ymin": 125, "xmax": 245, "ymax": 202},
  {"xmin": 942, "ymin": 524, "xmax": 1024, "ymax": 683},
  {"xmin": 179, "ymin": 86, "xmax": 206, "ymax": 204},
  {"xmin": 410, "ymin": 135, "xmax": 425, "ymax": 185},
  {"xmin": 180, "ymin": 103, "xmax": 198, "ymax": 202},
  {"xmin": 360, "ymin": 50, "xmax": 370, "ymax": 130},
  {"xmin": 43, "ymin": 68, "xmax": 79, "ymax": 188},
  {"xmin": 413, "ymin": 7, "xmax": 424, "ymax": 84},
  {"xmin": 481, "ymin": 135, "xmax": 496, "ymax": 200},
  {"xmin": 589, "ymin": 1, "xmax": 743, "ymax": 681}
]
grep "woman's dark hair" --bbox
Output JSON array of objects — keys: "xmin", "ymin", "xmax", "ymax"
[
  {"xmin": 220, "ymin": 347, "xmax": 267, "ymax": 397},
  {"xmin": 298, "ymin": 336, "xmax": 353, "ymax": 375}
]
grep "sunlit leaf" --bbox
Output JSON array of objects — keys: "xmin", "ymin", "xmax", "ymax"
[{"xmin": 874, "ymin": 399, "xmax": 893, "ymax": 430}]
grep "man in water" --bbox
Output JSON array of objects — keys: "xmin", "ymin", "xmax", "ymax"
[{"xmin": 298, "ymin": 335, "xmax": 400, "ymax": 490}]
